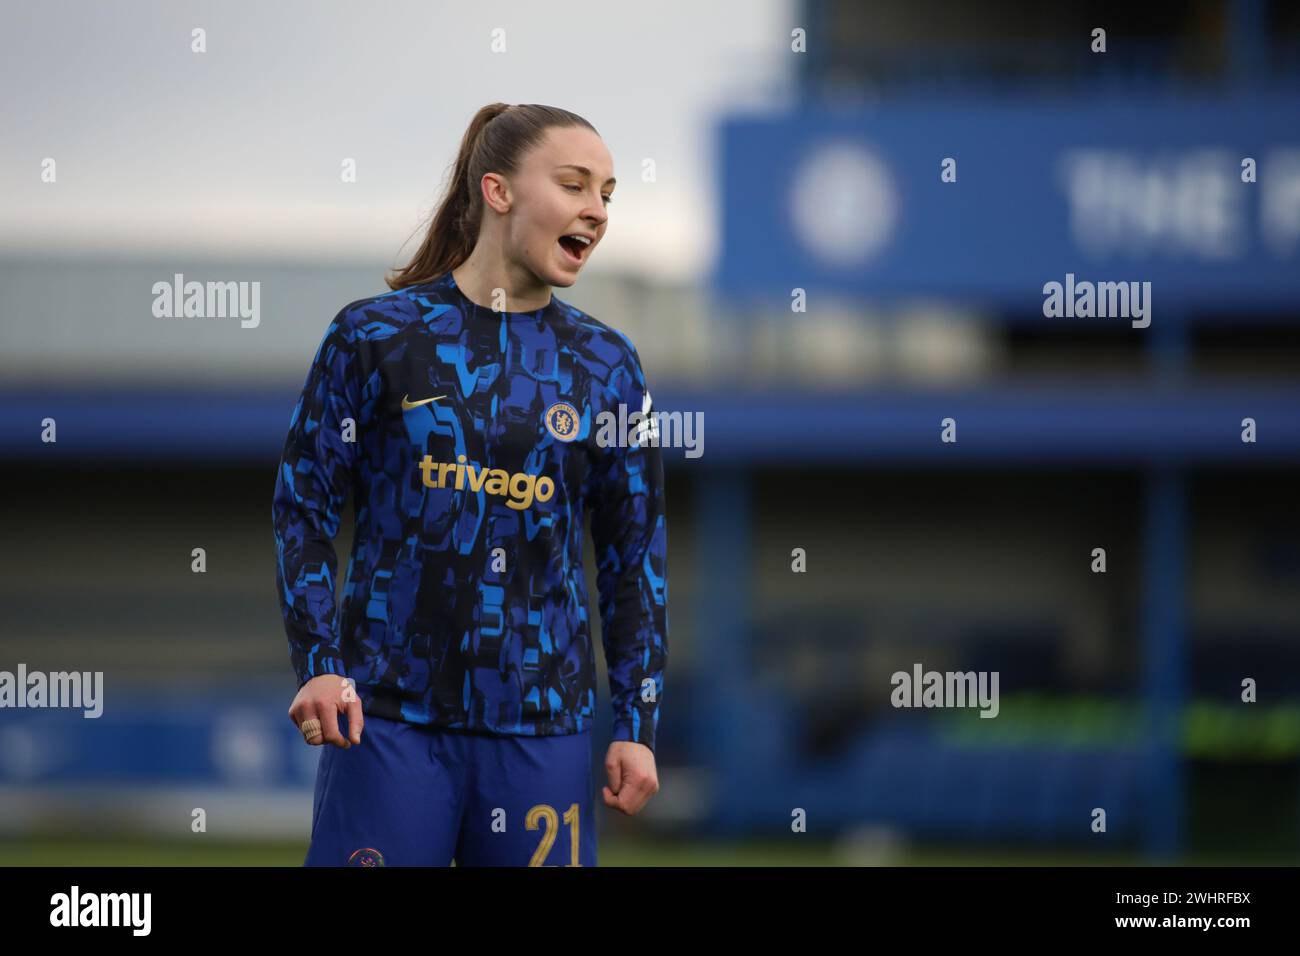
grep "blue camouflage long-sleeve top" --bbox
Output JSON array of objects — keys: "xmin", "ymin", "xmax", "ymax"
[{"xmin": 272, "ymin": 270, "xmax": 667, "ymax": 749}]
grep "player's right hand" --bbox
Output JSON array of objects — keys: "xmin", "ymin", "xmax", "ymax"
[{"xmin": 288, "ymin": 674, "xmax": 364, "ymax": 748}]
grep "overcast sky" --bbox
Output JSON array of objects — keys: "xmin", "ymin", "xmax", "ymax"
[{"xmin": 0, "ymin": 0, "xmax": 793, "ymax": 280}]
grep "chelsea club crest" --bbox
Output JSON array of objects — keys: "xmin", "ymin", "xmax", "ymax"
[{"xmin": 544, "ymin": 401, "xmax": 580, "ymax": 442}]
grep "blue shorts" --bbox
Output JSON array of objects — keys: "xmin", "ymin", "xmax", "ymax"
[{"xmin": 304, "ymin": 712, "xmax": 597, "ymax": 867}]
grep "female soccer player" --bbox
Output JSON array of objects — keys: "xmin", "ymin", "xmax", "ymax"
[{"xmin": 272, "ymin": 103, "xmax": 667, "ymax": 866}]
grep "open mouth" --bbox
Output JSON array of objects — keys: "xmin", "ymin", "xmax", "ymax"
[{"xmin": 557, "ymin": 234, "xmax": 592, "ymax": 264}]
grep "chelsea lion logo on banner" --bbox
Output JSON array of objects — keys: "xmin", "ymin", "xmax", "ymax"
[
  {"xmin": 544, "ymin": 401, "xmax": 580, "ymax": 442},
  {"xmin": 348, "ymin": 847, "xmax": 386, "ymax": 867}
]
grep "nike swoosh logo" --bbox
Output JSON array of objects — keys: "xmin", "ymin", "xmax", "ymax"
[{"xmin": 401, "ymin": 393, "xmax": 446, "ymax": 410}]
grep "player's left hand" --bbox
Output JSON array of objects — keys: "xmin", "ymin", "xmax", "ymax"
[{"xmin": 602, "ymin": 741, "xmax": 659, "ymax": 816}]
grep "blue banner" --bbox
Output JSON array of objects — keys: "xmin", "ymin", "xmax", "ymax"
[{"xmin": 716, "ymin": 95, "xmax": 1300, "ymax": 310}]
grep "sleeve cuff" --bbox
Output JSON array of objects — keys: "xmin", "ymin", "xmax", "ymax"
[
  {"xmin": 295, "ymin": 647, "xmax": 348, "ymax": 689},
  {"xmin": 611, "ymin": 712, "xmax": 657, "ymax": 753}
]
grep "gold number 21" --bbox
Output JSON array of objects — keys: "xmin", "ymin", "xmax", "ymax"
[{"xmin": 524, "ymin": 803, "xmax": 581, "ymax": 866}]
